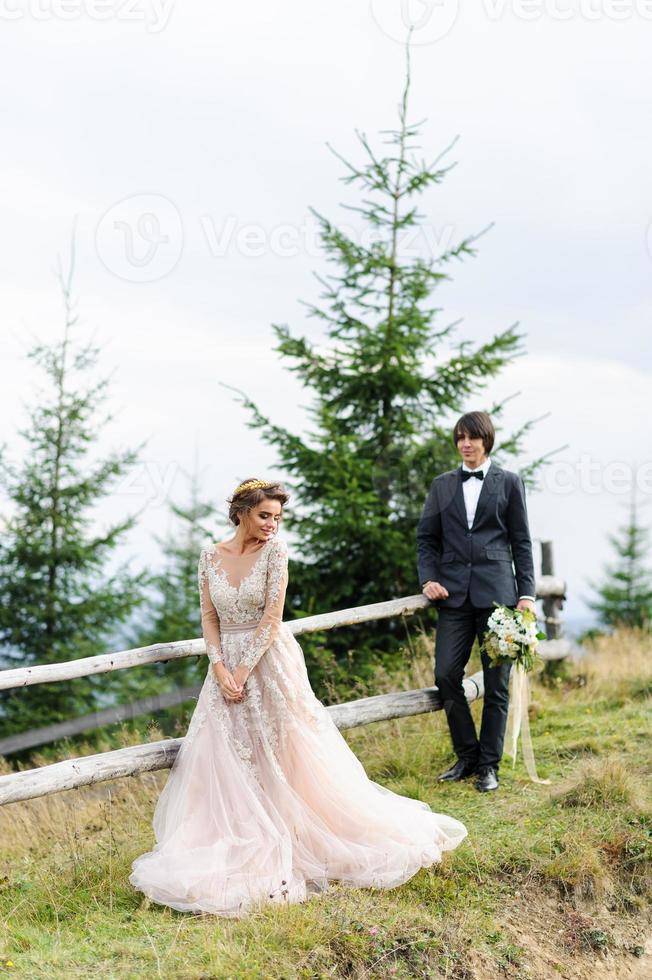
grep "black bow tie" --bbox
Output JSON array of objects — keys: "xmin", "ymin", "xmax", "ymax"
[{"xmin": 461, "ymin": 469, "xmax": 484, "ymax": 482}]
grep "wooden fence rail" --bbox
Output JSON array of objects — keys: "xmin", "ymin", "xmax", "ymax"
[
  {"xmin": 0, "ymin": 671, "xmax": 492, "ymax": 806},
  {"xmin": 0, "ymin": 686, "xmax": 203, "ymax": 757},
  {"xmin": 0, "ymin": 578, "xmax": 566, "ymax": 693},
  {"xmin": 0, "ymin": 639, "xmax": 575, "ymax": 759}
]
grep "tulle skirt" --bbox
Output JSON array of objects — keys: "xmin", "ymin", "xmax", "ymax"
[{"xmin": 129, "ymin": 624, "xmax": 468, "ymax": 917}]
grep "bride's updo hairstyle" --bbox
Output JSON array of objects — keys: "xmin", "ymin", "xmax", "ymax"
[{"xmin": 227, "ymin": 478, "xmax": 290, "ymax": 526}]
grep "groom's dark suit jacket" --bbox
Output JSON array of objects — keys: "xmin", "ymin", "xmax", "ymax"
[{"xmin": 416, "ymin": 463, "xmax": 536, "ymax": 608}]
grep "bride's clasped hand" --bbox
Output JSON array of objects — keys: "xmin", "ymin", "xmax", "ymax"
[
  {"xmin": 129, "ymin": 477, "xmax": 468, "ymax": 918},
  {"xmin": 214, "ymin": 661, "xmax": 249, "ymax": 704}
]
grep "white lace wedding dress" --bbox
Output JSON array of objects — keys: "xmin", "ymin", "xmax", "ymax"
[{"xmin": 129, "ymin": 534, "xmax": 467, "ymax": 917}]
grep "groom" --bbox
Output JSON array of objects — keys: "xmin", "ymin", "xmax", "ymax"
[{"xmin": 416, "ymin": 411, "xmax": 536, "ymax": 792}]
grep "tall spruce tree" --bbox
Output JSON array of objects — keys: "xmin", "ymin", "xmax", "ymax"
[
  {"xmin": 228, "ymin": 46, "xmax": 550, "ymax": 698},
  {"xmin": 587, "ymin": 493, "xmax": 652, "ymax": 631},
  {"xmin": 0, "ymin": 237, "xmax": 149, "ymax": 737}
]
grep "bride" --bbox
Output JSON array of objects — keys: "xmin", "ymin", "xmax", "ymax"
[{"xmin": 129, "ymin": 478, "xmax": 468, "ymax": 917}]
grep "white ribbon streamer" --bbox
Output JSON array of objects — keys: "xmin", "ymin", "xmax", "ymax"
[{"xmin": 506, "ymin": 663, "xmax": 551, "ymax": 785}]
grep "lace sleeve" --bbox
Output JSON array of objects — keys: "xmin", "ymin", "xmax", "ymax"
[
  {"xmin": 198, "ymin": 548, "xmax": 222, "ymax": 665},
  {"xmin": 238, "ymin": 536, "xmax": 288, "ymax": 673}
]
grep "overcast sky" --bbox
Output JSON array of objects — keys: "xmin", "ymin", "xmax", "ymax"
[{"xmin": 1, "ymin": 2, "xmax": 651, "ymax": 632}]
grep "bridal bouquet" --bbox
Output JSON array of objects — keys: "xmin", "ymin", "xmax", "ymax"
[
  {"xmin": 482, "ymin": 603, "xmax": 550, "ymax": 785},
  {"xmin": 482, "ymin": 603, "xmax": 546, "ymax": 672}
]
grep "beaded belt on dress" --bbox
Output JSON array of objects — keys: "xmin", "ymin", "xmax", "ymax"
[{"xmin": 220, "ymin": 619, "xmax": 262, "ymax": 633}]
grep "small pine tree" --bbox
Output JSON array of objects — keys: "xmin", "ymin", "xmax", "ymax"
[
  {"xmin": 0, "ymin": 235, "xmax": 149, "ymax": 738},
  {"xmin": 122, "ymin": 453, "xmax": 222, "ymax": 700},
  {"xmin": 587, "ymin": 493, "xmax": 652, "ymax": 631},
  {"xmin": 227, "ymin": 43, "xmax": 551, "ymax": 698}
]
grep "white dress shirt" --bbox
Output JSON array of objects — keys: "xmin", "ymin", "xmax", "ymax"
[
  {"xmin": 461, "ymin": 456, "xmax": 492, "ymax": 529},
  {"xmin": 461, "ymin": 456, "xmax": 535, "ymax": 603}
]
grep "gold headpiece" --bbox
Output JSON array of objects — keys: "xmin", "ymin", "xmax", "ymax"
[{"xmin": 232, "ymin": 478, "xmax": 269, "ymax": 498}]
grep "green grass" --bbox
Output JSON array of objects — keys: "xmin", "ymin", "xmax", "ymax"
[{"xmin": 0, "ymin": 627, "xmax": 650, "ymax": 978}]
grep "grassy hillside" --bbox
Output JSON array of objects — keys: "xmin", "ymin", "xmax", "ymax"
[{"xmin": 0, "ymin": 628, "xmax": 650, "ymax": 979}]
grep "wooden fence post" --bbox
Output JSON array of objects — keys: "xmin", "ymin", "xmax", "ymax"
[
  {"xmin": 540, "ymin": 540, "xmax": 566, "ymax": 682},
  {"xmin": 540, "ymin": 540, "xmax": 563, "ymax": 639}
]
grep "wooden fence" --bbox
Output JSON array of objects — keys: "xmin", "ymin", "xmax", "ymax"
[{"xmin": 0, "ymin": 548, "xmax": 569, "ymax": 807}]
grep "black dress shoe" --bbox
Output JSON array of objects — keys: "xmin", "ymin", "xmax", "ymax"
[
  {"xmin": 437, "ymin": 759, "xmax": 479, "ymax": 782},
  {"xmin": 475, "ymin": 765, "xmax": 499, "ymax": 792}
]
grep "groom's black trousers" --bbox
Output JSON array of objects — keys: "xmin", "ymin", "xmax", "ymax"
[{"xmin": 434, "ymin": 593, "xmax": 513, "ymax": 770}]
